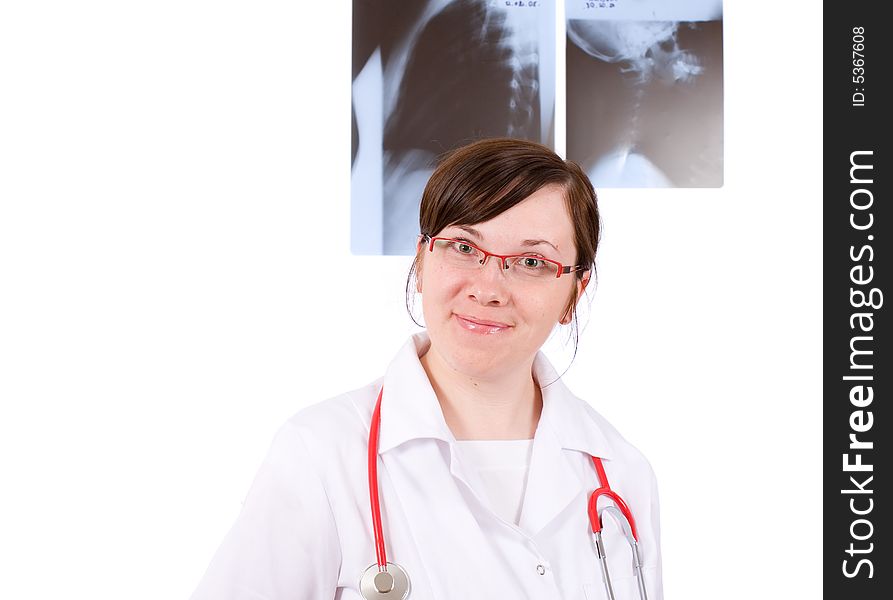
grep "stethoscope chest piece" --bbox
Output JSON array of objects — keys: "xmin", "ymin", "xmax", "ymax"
[{"xmin": 359, "ymin": 562, "xmax": 411, "ymax": 600}]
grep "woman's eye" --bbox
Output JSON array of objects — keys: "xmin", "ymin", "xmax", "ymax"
[
  {"xmin": 456, "ymin": 243, "xmax": 474, "ymax": 254},
  {"xmin": 522, "ymin": 257, "xmax": 543, "ymax": 268}
]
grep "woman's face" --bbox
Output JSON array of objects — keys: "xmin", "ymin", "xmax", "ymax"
[{"xmin": 418, "ymin": 183, "xmax": 588, "ymax": 380}]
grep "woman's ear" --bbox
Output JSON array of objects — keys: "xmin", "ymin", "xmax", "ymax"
[
  {"xmin": 578, "ymin": 271, "xmax": 591, "ymax": 296},
  {"xmin": 560, "ymin": 272, "xmax": 590, "ymax": 325}
]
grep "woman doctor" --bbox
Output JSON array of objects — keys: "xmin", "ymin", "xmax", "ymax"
[{"xmin": 191, "ymin": 138, "xmax": 663, "ymax": 600}]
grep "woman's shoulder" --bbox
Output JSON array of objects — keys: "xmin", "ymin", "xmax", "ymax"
[
  {"xmin": 564, "ymin": 392, "xmax": 657, "ymax": 475},
  {"xmin": 274, "ymin": 378, "xmax": 382, "ymax": 456}
]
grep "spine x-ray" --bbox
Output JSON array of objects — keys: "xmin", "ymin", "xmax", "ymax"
[{"xmin": 567, "ymin": 0, "xmax": 723, "ymax": 188}]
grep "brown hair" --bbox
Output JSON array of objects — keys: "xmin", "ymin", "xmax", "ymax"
[{"xmin": 406, "ymin": 137, "xmax": 601, "ymax": 345}]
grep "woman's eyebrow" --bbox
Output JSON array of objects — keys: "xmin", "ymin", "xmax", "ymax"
[
  {"xmin": 454, "ymin": 226, "xmax": 559, "ymax": 252},
  {"xmin": 455, "ymin": 225, "xmax": 483, "ymax": 239},
  {"xmin": 521, "ymin": 238, "xmax": 559, "ymax": 252}
]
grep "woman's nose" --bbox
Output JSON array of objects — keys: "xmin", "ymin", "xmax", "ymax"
[{"xmin": 467, "ymin": 256, "xmax": 510, "ymax": 305}]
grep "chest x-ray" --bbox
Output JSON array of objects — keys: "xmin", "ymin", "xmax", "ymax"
[
  {"xmin": 566, "ymin": 0, "xmax": 724, "ymax": 188},
  {"xmin": 351, "ymin": 0, "xmax": 556, "ymax": 256}
]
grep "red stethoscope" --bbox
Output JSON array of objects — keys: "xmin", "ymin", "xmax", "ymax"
[{"xmin": 359, "ymin": 387, "xmax": 649, "ymax": 600}]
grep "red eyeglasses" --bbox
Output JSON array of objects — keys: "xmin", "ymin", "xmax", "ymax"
[{"xmin": 422, "ymin": 235, "xmax": 589, "ymax": 280}]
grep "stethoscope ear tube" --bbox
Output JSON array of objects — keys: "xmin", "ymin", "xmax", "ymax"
[
  {"xmin": 591, "ymin": 527, "xmax": 648, "ymax": 600},
  {"xmin": 592, "ymin": 530, "xmax": 617, "ymax": 600}
]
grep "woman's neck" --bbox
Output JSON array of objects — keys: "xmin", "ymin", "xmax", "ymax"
[{"xmin": 419, "ymin": 346, "xmax": 543, "ymax": 441}]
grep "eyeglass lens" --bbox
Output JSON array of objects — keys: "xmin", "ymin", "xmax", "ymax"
[{"xmin": 431, "ymin": 239, "xmax": 560, "ymax": 279}]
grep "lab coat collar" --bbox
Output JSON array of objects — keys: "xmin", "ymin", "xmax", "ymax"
[
  {"xmin": 534, "ymin": 347, "xmax": 616, "ymax": 462},
  {"xmin": 377, "ymin": 332, "xmax": 615, "ymax": 461},
  {"xmin": 378, "ymin": 333, "xmax": 456, "ymax": 452}
]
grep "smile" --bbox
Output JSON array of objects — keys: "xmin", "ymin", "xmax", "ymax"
[{"xmin": 453, "ymin": 314, "xmax": 512, "ymax": 335}]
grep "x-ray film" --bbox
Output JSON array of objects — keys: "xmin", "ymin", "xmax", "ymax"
[
  {"xmin": 351, "ymin": 0, "xmax": 556, "ymax": 255},
  {"xmin": 566, "ymin": 0, "xmax": 724, "ymax": 187}
]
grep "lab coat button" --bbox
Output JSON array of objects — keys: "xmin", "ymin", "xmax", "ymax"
[{"xmin": 536, "ymin": 564, "xmax": 546, "ymax": 575}]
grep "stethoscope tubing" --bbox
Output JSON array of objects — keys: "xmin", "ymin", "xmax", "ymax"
[
  {"xmin": 588, "ymin": 458, "xmax": 648, "ymax": 600},
  {"xmin": 588, "ymin": 456, "xmax": 640, "ymax": 541},
  {"xmin": 369, "ymin": 387, "xmax": 388, "ymax": 570}
]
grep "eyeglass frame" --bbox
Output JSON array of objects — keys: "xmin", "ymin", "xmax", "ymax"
[{"xmin": 420, "ymin": 234, "xmax": 590, "ymax": 279}]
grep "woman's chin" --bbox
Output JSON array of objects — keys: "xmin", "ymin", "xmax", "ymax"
[{"xmin": 442, "ymin": 345, "xmax": 513, "ymax": 379}]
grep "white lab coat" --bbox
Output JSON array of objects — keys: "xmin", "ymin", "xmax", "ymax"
[{"xmin": 191, "ymin": 333, "xmax": 663, "ymax": 600}]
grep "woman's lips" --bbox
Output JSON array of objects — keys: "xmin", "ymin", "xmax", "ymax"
[{"xmin": 453, "ymin": 314, "xmax": 512, "ymax": 335}]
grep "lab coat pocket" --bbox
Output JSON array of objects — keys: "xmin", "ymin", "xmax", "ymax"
[
  {"xmin": 582, "ymin": 577, "xmax": 638, "ymax": 600},
  {"xmin": 582, "ymin": 565, "xmax": 658, "ymax": 600}
]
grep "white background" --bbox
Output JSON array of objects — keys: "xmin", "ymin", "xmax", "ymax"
[{"xmin": 0, "ymin": 2, "xmax": 821, "ymax": 598}]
